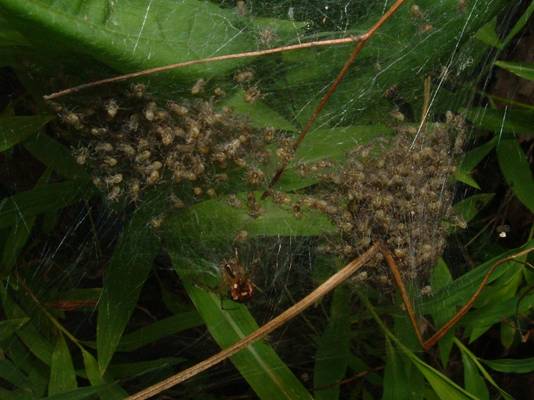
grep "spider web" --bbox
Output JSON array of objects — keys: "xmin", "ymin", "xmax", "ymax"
[{"xmin": 0, "ymin": 0, "xmax": 522, "ymax": 398}]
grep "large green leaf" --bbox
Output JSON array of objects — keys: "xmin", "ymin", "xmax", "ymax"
[
  {"xmin": 0, "ymin": 115, "xmax": 52, "ymax": 152},
  {"xmin": 163, "ymin": 192, "xmax": 336, "ymax": 248},
  {"xmin": 0, "ymin": 0, "xmax": 255, "ymax": 83},
  {"xmin": 48, "ymin": 334, "xmax": 77, "ymax": 395},
  {"xmin": 171, "ymin": 254, "xmax": 314, "ymax": 400},
  {"xmin": 497, "ymin": 138, "xmax": 534, "ymax": 213},
  {"xmin": 96, "ymin": 200, "xmax": 161, "ymax": 373},
  {"xmin": 278, "ymin": 124, "xmax": 393, "ymax": 191},
  {"xmin": 275, "ymin": 0, "xmax": 509, "ymax": 126}
]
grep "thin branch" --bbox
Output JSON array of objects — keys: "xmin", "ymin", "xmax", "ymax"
[
  {"xmin": 126, "ymin": 243, "xmax": 381, "ymax": 400},
  {"xmin": 43, "ymin": 35, "xmax": 366, "ymax": 101},
  {"xmin": 422, "ymin": 247, "xmax": 534, "ymax": 351},
  {"xmin": 262, "ymin": 0, "xmax": 407, "ymax": 198}
]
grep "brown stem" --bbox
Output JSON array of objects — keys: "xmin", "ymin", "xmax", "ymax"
[
  {"xmin": 422, "ymin": 247, "xmax": 533, "ymax": 351},
  {"xmin": 43, "ymin": 36, "xmax": 367, "ymax": 101},
  {"xmin": 262, "ymin": 0, "xmax": 407, "ymax": 198}
]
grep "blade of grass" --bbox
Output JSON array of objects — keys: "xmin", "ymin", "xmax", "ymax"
[
  {"xmin": 482, "ymin": 357, "xmax": 534, "ymax": 374},
  {"xmin": 497, "ymin": 138, "xmax": 534, "ymax": 213},
  {"xmin": 116, "ymin": 312, "xmax": 203, "ymax": 352},
  {"xmin": 49, "ymin": 334, "xmax": 77, "ymax": 395},
  {"xmin": 96, "ymin": 199, "xmax": 161, "ymax": 373},
  {"xmin": 454, "ymin": 338, "xmax": 512, "ymax": 400},
  {"xmin": 313, "ymin": 286, "xmax": 351, "ymax": 400}
]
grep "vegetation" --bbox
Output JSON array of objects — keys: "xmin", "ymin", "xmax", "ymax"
[{"xmin": 0, "ymin": 1, "xmax": 533, "ymax": 399}]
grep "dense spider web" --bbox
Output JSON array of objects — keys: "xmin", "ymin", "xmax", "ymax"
[{"xmin": 1, "ymin": 0, "xmax": 523, "ymax": 398}]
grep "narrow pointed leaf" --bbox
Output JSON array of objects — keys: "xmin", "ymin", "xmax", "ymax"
[
  {"xmin": 497, "ymin": 138, "xmax": 534, "ymax": 213},
  {"xmin": 0, "ymin": 115, "xmax": 52, "ymax": 152},
  {"xmin": 49, "ymin": 334, "xmax": 77, "ymax": 395},
  {"xmin": 96, "ymin": 204, "xmax": 161, "ymax": 372}
]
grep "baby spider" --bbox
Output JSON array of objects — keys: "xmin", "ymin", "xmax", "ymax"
[{"xmin": 219, "ymin": 249, "xmax": 254, "ymax": 303}]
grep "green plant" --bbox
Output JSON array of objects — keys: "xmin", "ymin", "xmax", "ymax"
[{"xmin": 0, "ymin": 1, "xmax": 533, "ymax": 400}]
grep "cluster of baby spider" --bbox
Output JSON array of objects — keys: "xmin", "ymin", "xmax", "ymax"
[
  {"xmin": 312, "ymin": 116, "xmax": 466, "ymax": 282},
  {"xmin": 49, "ymin": 81, "xmax": 276, "ymax": 204}
]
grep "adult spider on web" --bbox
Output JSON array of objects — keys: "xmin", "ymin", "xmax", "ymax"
[{"xmin": 219, "ymin": 248, "xmax": 255, "ymax": 304}]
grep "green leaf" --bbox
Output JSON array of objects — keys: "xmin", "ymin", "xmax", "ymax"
[
  {"xmin": 482, "ymin": 357, "xmax": 534, "ymax": 374},
  {"xmin": 495, "ymin": 61, "xmax": 534, "ymax": 81},
  {"xmin": 453, "ymin": 193, "xmax": 494, "ymax": 225},
  {"xmin": 107, "ymin": 357, "xmax": 185, "ymax": 380},
  {"xmin": 497, "ymin": 138, "xmax": 534, "ymax": 213},
  {"xmin": 279, "ymin": 125, "xmax": 394, "ymax": 191},
  {"xmin": 24, "ymin": 134, "xmax": 88, "ymax": 180},
  {"xmin": 459, "ymin": 348, "xmax": 489, "ymax": 400},
  {"xmin": 419, "ymin": 240, "xmax": 534, "ymax": 315},
  {"xmin": 41, "ymin": 385, "xmax": 113, "ymax": 400},
  {"xmin": 0, "ymin": 180, "xmax": 93, "ymax": 229},
  {"xmin": 462, "ymin": 292, "xmax": 534, "ymax": 343},
  {"xmin": 454, "ymin": 138, "xmax": 497, "ymax": 188},
  {"xmin": 0, "ymin": 14, "xmax": 30, "ymax": 47},
  {"xmin": 0, "ymin": 317, "xmax": 29, "ymax": 342},
  {"xmin": 96, "ymin": 202, "xmax": 161, "ymax": 373},
  {"xmin": 1, "ymin": 168, "xmax": 51, "ymax": 277},
  {"xmin": 117, "ymin": 311, "xmax": 203, "ymax": 352},
  {"xmin": 1, "ymin": 290, "xmax": 54, "ymax": 365},
  {"xmin": 382, "ymin": 337, "xmax": 415, "ymax": 400},
  {"xmin": 475, "ymin": 17, "xmax": 502, "ymax": 48},
  {"xmin": 81, "ymin": 350, "xmax": 126, "ymax": 400},
  {"xmin": 0, "ymin": 0, "xmax": 255, "ymax": 81},
  {"xmin": 454, "ymin": 339, "xmax": 513, "ymax": 400},
  {"xmin": 429, "ymin": 259, "xmax": 455, "ymax": 367},
  {"xmin": 502, "ymin": 1, "xmax": 534, "ymax": 47},
  {"xmin": 465, "ymin": 107, "xmax": 534, "ymax": 136},
  {"xmin": 171, "ymin": 254, "xmax": 314, "ymax": 400},
  {"xmin": 4, "ymin": 337, "xmax": 48, "ymax": 396},
  {"xmin": 359, "ymin": 293, "xmax": 476, "ymax": 400},
  {"xmin": 0, "ymin": 359, "xmax": 29, "ymax": 389},
  {"xmin": 314, "ymin": 286, "xmax": 351, "ymax": 400},
  {"xmin": 48, "ymin": 334, "xmax": 77, "ymax": 395},
  {"xmin": 224, "ymin": 90, "xmax": 298, "ymax": 132},
  {"xmin": 0, "ymin": 115, "xmax": 52, "ymax": 152},
  {"xmin": 163, "ymin": 192, "xmax": 336, "ymax": 249}
]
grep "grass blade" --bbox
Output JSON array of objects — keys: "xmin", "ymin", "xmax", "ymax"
[
  {"xmin": 96, "ymin": 203, "xmax": 161, "ymax": 372},
  {"xmin": 482, "ymin": 357, "xmax": 534, "ymax": 374},
  {"xmin": 313, "ymin": 286, "xmax": 351, "ymax": 400},
  {"xmin": 48, "ymin": 334, "xmax": 77, "ymax": 395},
  {"xmin": 497, "ymin": 138, "xmax": 534, "ymax": 213}
]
